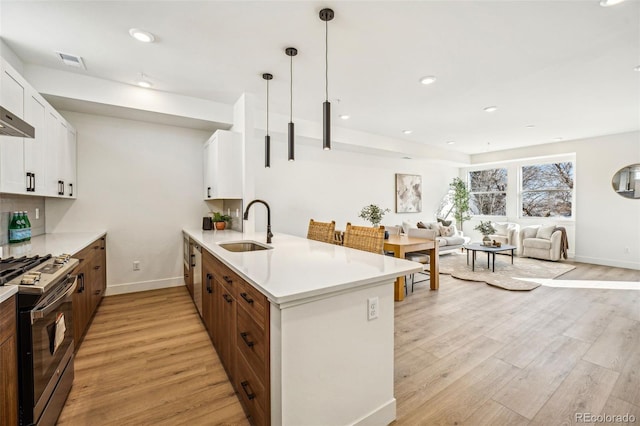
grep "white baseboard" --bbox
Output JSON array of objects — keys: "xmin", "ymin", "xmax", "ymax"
[
  {"xmin": 105, "ymin": 276, "xmax": 185, "ymax": 296},
  {"xmin": 352, "ymin": 399, "xmax": 396, "ymax": 426},
  {"xmin": 573, "ymin": 255, "xmax": 640, "ymax": 271}
]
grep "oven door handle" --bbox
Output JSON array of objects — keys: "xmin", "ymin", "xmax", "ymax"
[{"xmin": 31, "ymin": 275, "xmax": 78, "ymax": 322}]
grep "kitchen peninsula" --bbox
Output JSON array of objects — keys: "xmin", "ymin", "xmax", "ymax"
[{"xmin": 183, "ymin": 228, "xmax": 421, "ymax": 426}]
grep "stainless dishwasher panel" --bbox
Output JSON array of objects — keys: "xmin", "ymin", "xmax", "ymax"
[{"xmin": 192, "ymin": 243, "xmax": 202, "ymax": 316}]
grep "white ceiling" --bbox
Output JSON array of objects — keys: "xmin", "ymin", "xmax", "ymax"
[{"xmin": 1, "ymin": 0, "xmax": 638, "ymax": 155}]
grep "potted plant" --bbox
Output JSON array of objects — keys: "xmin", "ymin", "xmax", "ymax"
[
  {"xmin": 474, "ymin": 220, "xmax": 496, "ymax": 244},
  {"xmin": 450, "ymin": 177, "xmax": 471, "ymax": 232},
  {"xmin": 358, "ymin": 204, "xmax": 390, "ymax": 227},
  {"xmin": 212, "ymin": 212, "xmax": 232, "ymax": 230}
]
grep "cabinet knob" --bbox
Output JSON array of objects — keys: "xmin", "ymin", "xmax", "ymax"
[
  {"xmin": 240, "ymin": 381, "xmax": 256, "ymax": 400},
  {"xmin": 240, "ymin": 332, "xmax": 255, "ymax": 348},
  {"xmin": 240, "ymin": 292, "xmax": 254, "ymax": 305}
]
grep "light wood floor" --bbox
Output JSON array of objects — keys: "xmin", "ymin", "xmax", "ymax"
[
  {"xmin": 57, "ymin": 287, "xmax": 249, "ymax": 426},
  {"xmin": 59, "ymin": 265, "xmax": 639, "ymax": 425}
]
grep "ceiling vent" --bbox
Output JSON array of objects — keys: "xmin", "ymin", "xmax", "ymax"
[{"xmin": 55, "ymin": 51, "xmax": 86, "ymax": 70}]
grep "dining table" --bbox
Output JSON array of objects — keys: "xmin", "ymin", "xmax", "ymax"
[{"xmin": 383, "ymin": 234, "xmax": 439, "ymax": 301}]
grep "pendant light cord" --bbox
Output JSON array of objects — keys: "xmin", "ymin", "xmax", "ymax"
[
  {"xmin": 266, "ymin": 79, "xmax": 269, "ymax": 135},
  {"xmin": 290, "ymin": 55, "xmax": 293, "ymax": 122},
  {"xmin": 325, "ymin": 20, "xmax": 329, "ymax": 102}
]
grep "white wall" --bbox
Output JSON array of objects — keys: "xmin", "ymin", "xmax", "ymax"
[
  {"xmin": 468, "ymin": 132, "xmax": 640, "ymax": 270},
  {"xmin": 253, "ymin": 138, "xmax": 459, "ymax": 237},
  {"xmin": 45, "ymin": 112, "xmax": 212, "ymax": 293}
]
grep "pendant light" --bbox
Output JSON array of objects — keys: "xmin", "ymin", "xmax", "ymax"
[
  {"xmin": 262, "ymin": 73, "xmax": 273, "ymax": 168},
  {"xmin": 285, "ymin": 47, "xmax": 297, "ymax": 161},
  {"xmin": 320, "ymin": 8, "xmax": 334, "ymax": 151}
]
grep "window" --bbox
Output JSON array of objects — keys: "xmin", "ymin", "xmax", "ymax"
[
  {"xmin": 521, "ymin": 162, "xmax": 573, "ymax": 217},
  {"xmin": 469, "ymin": 168, "xmax": 507, "ymax": 216}
]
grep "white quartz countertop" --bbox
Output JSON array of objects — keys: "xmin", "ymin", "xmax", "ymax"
[
  {"xmin": 0, "ymin": 231, "xmax": 107, "ymax": 259},
  {"xmin": 0, "ymin": 286, "xmax": 18, "ymax": 304},
  {"xmin": 183, "ymin": 228, "xmax": 421, "ymax": 305}
]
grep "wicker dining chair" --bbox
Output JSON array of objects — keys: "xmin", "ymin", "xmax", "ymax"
[
  {"xmin": 343, "ymin": 223, "xmax": 385, "ymax": 254},
  {"xmin": 307, "ymin": 219, "xmax": 336, "ymax": 244}
]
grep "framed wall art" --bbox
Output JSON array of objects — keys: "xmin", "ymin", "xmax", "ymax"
[{"xmin": 395, "ymin": 173, "xmax": 422, "ymax": 213}]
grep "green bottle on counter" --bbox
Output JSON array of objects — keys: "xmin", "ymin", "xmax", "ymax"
[
  {"xmin": 9, "ymin": 211, "xmax": 22, "ymax": 243},
  {"xmin": 23, "ymin": 211, "xmax": 31, "ymax": 241}
]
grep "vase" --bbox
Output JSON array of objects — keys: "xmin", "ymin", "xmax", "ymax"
[
  {"xmin": 215, "ymin": 221, "xmax": 226, "ymax": 230},
  {"xmin": 482, "ymin": 235, "xmax": 491, "ymax": 245}
]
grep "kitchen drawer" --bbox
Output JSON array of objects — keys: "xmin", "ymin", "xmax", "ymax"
[
  {"xmin": 236, "ymin": 351, "xmax": 268, "ymax": 426},
  {"xmin": 213, "ymin": 257, "xmax": 239, "ymax": 298},
  {"xmin": 237, "ymin": 305, "xmax": 269, "ymax": 382},
  {"xmin": 0, "ymin": 295, "xmax": 16, "ymax": 344},
  {"xmin": 237, "ymin": 278, "xmax": 267, "ymax": 328},
  {"xmin": 73, "ymin": 238, "xmax": 102, "ymax": 267}
]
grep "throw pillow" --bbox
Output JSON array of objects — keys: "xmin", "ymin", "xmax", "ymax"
[
  {"xmin": 523, "ymin": 227, "xmax": 538, "ymax": 239},
  {"xmin": 440, "ymin": 225, "xmax": 456, "ymax": 237},
  {"xmin": 494, "ymin": 223, "xmax": 509, "ymax": 236},
  {"xmin": 402, "ymin": 220, "xmax": 417, "ymax": 234},
  {"xmin": 536, "ymin": 225, "xmax": 556, "ymax": 240},
  {"xmin": 437, "ymin": 218, "xmax": 452, "ymax": 226},
  {"xmin": 417, "ymin": 221, "xmax": 427, "ymax": 229}
]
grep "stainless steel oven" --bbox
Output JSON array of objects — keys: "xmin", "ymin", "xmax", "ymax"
[
  {"xmin": 2, "ymin": 254, "xmax": 79, "ymax": 426},
  {"xmin": 19, "ymin": 274, "xmax": 77, "ymax": 426}
]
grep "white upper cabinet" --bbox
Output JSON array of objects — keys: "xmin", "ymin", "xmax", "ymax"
[
  {"xmin": 203, "ymin": 130, "xmax": 242, "ymax": 200},
  {"xmin": 0, "ymin": 62, "xmax": 27, "ymax": 194},
  {"xmin": 0, "ymin": 57, "xmax": 77, "ymax": 198},
  {"xmin": 24, "ymin": 93, "xmax": 46, "ymax": 195}
]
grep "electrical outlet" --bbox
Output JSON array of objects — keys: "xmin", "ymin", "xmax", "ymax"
[
  {"xmin": 133, "ymin": 261, "xmax": 140, "ymax": 271},
  {"xmin": 368, "ymin": 297, "xmax": 379, "ymax": 321},
  {"xmin": 35, "ymin": 208, "xmax": 40, "ymax": 220}
]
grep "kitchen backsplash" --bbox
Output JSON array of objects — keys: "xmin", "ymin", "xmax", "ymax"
[
  {"xmin": 0, "ymin": 194, "xmax": 45, "ymax": 245},
  {"xmin": 222, "ymin": 199, "xmax": 243, "ymax": 232}
]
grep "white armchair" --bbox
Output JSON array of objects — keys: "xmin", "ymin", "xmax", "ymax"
[
  {"xmin": 489, "ymin": 222, "xmax": 520, "ymax": 247},
  {"xmin": 519, "ymin": 225, "xmax": 563, "ymax": 261}
]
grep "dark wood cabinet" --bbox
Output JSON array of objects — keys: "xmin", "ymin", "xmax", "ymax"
[
  {"xmin": 0, "ymin": 295, "xmax": 18, "ymax": 426},
  {"xmin": 72, "ymin": 235, "xmax": 107, "ymax": 350},
  {"xmin": 198, "ymin": 247, "xmax": 270, "ymax": 425}
]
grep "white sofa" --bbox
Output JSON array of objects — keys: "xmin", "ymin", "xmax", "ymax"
[
  {"xmin": 489, "ymin": 222, "xmax": 520, "ymax": 248},
  {"xmin": 519, "ymin": 225, "xmax": 563, "ymax": 261},
  {"xmin": 401, "ymin": 220, "xmax": 468, "ymax": 254}
]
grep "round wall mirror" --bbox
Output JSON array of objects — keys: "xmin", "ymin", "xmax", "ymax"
[{"xmin": 612, "ymin": 164, "xmax": 640, "ymax": 199}]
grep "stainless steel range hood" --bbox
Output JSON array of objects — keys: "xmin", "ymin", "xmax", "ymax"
[{"xmin": 0, "ymin": 106, "xmax": 35, "ymax": 138}]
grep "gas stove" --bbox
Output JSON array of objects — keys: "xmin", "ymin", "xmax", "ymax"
[{"xmin": 0, "ymin": 254, "xmax": 79, "ymax": 295}]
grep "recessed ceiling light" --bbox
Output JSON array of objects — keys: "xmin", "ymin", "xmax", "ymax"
[
  {"xmin": 483, "ymin": 106, "xmax": 498, "ymax": 113},
  {"xmin": 446, "ymin": 141, "xmax": 455, "ymax": 145},
  {"xmin": 526, "ymin": 124, "xmax": 536, "ymax": 128},
  {"xmin": 402, "ymin": 130, "xmax": 413, "ymax": 135},
  {"xmin": 600, "ymin": 0, "xmax": 627, "ymax": 6},
  {"xmin": 402, "ymin": 156, "xmax": 412, "ymax": 160},
  {"xmin": 634, "ymin": 65, "xmax": 640, "ymax": 72},
  {"xmin": 129, "ymin": 28, "xmax": 155, "ymax": 43},
  {"xmin": 419, "ymin": 76, "xmax": 437, "ymax": 85},
  {"xmin": 553, "ymin": 137, "xmax": 563, "ymax": 142},
  {"xmin": 339, "ymin": 114, "xmax": 350, "ymax": 120}
]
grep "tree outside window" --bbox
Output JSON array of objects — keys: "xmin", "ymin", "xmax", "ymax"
[
  {"xmin": 521, "ymin": 162, "xmax": 573, "ymax": 217},
  {"xmin": 469, "ymin": 168, "xmax": 507, "ymax": 216}
]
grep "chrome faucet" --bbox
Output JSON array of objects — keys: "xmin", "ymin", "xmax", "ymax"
[{"xmin": 243, "ymin": 199, "xmax": 273, "ymax": 244}]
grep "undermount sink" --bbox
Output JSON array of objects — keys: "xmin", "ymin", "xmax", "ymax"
[{"xmin": 219, "ymin": 241, "xmax": 273, "ymax": 252}]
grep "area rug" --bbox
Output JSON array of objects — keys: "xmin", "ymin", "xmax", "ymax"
[{"xmin": 427, "ymin": 252, "xmax": 576, "ymax": 291}]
